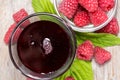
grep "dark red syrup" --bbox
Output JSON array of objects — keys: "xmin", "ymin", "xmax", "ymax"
[{"xmin": 17, "ymin": 21, "xmax": 71, "ymax": 74}]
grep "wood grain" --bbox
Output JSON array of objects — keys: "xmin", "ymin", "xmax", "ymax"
[{"xmin": 0, "ymin": 0, "xmax": 120, "ymax": 80}]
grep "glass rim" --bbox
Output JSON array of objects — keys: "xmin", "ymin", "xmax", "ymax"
[{"xmin": 9, "ymin": 12, "xmax": 76, "ymax": 79}]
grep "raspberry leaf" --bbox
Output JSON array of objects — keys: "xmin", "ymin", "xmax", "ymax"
[
  {"xmin": 32, "ymin": 0, "xmax": 56, "ymax": 14},
  {"xmin": 73, "ymin": 59, "xmax": 93, "ymax": 80},
  {"xmin": 55, "ymin": 59, "xmax": 94, "ymax": 80},
  {"xmin": 76, "ymin": 32, "xmax": 120, "ymax": 47},
  {"xmin": 32, "ymin": 0, "xmax": 44, "ymax": 12},
  {"xmin": 32, "ymin": 0, "xmax": 58, "ymax": 22}
]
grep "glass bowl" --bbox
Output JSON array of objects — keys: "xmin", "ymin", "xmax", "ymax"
[
  {"xmin": 53, "ymin": 0, "xmax": 118, "ymax": 32},
  {"xmin": 9, "ymin": 13, "xmax": 76, "ymax": 80}
]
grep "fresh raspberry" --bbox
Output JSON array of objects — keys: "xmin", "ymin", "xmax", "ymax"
[
  {"xmin": 13, "ymin": 8, "xmax": 30, "ymax": 27},
  {"xmin": 96, "ymin": 18, "xmax": 119, "ymax": 35},
  {"xmin": 65, "ymin": 76, "xmax": 75, "ymax": 80},
  {"xmin": 89, "ymin": 8, "xmax": 108, "ymax": 26},
  {"xmin": 58, "ymin": 0, "xmax": 78, "ymax": 19},
  {"xmin": 74, "ymin": 11, "xmax": 90, "ymax": 27},
  {"xmin": 4, "ymin": 23, "xmax": 16, "ymax": 44},
  {"xmin": 13, "ymin": 9, "xmax": 28, "ymax": 22},
  {"xmin": 78, "ymin": 0, "xmax": 98, "ymax": 12},
  {"xmin": 76, "ymin": 40, "xmax": 94, "ymax": 61},
  {"xmin": 98, "ymin": 0, "xmax": 114, "ymax": 12},
  {"xmin": 4, "ymin": 23, "xmax": 22, "ymax": 44},
  {"xmin": 94, "ymin": 46, "xmax": 111, "ymax": 65},
  {"xmin": 4, "ymin": 30, "xmax": 12, "ymax": 44}
]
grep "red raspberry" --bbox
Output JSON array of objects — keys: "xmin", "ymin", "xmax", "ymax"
[
  {"xmin": 98, "ymin": 0, "xmax": 114, "ymax": 12},
  {"xmin": 94, "ymin": 46, "xmax": 111, "ymax": 65},
  {"xmin": 13, "ymin": 9, "xmax": 28, "ymax": 23},
  {"xmin": 65, "ymin": 76, "xmax": 75, "ymax": 80},
  {"xmin": 89, "ymin": 8, "xmax": 108, "ymax": 26},
  {"xmin": 4, "ymin": 23, "xmax": 22, "ymax": 44},
  {"xmin": 74, "ymin": 11, "xmax": 90, "ymax": 27},
  {"xmin": 96, "ymin": 18, "xmax": 119, "ymax": 35},
  {"xmin": 58, "ymin": 0, "xmax": 78, "ymax": 19},
  {"xmin": 4, "ymin": 23, "xmax": 16, "ymax": 44},
  {"xmin": 76, "ymin": 40, "xmax": 94, "ymax": 61},
  {"xmin": 13, "ymin": 8, "xmax": 30, "ymax": 27},
  {"xmin": 78, "ymin": 0, "xmax": 98, "ymax": 12}
]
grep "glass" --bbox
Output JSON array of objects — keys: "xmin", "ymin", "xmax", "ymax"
[{"xmin": 9, "ymin": 13, "xmax": 76, "ymax": 80}]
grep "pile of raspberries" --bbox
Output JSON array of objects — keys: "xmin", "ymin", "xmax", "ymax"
[{"xmin": 58, "ymin": 0, "xmax": 115, "ymax": 27}]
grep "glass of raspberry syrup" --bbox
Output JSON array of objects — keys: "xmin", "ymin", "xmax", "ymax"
[{"xmin": 9, "ymin": 13, "xmax": 76, "ymax": 80}]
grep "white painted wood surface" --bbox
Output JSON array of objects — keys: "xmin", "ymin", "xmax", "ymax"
[{"xmin": 0, "ymin": 0, "xmax": 120, "ymax": 80}]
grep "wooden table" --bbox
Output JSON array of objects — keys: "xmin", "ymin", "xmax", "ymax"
[{"xmin": 0, "ymin": 0, "xmax": 120, "ymax": 80}]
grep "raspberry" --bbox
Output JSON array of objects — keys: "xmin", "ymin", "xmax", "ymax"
[
  {"xmin": 13, "ymin": 8, "xmax": 30, "ymax": 27},
  {"xmin": 78, "ymin": 0, "xmax": 98, "ymax": 12},
  {"xmin": 65, "ymin": 76, "xmax": 75, "ymax": 80},
  {"xmin": 76, "ymin": 40, "xmax": 94, "ymax": 61},
  {"xmin": 58, "ymin": 0, "xmax": 78, "ymax": 19},
  {"xmin": 74, "ymin": 11, "xmax": 90, "ymax": 27},
  {"xmin": 4, "ymin": 30, "xmax": 12, "ymax": 44},
  {"xmin": 98, "ymin": 0, "xmax": 114, "ymax": 12},
  {"xmin": 4, "ymin": 23, "xmax": 22, "ymax": 44},
  {"xmin": 96, "ymin": 18, "xmax": 119, "ymax": 35},
  {"xmin": 89, "ymin": 8, "xmax": 108, "ymax": 26},
  {"xmin": 13, "ymin": 9, "xmax": 28, "ymax": 22},
  {"xmin": 4, "ymin": 23, "xmax": 16, "ymax": 44},
  {"xmin": 94, "ymin": 46, "xmax": 111, "ymax": 65}
]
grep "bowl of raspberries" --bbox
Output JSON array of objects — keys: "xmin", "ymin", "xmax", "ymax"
[{"xmin": 53, "ymin": 0, "xmax": 117, "ymax": 32}]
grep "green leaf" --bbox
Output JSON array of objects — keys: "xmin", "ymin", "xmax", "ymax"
[
  {"xmin": 54, "ymin": 58, "xmax": 94, "ymax": 80},
  {"xmin": 76, "ymin": 32, "xmax": 120, "ymax": 47},
  {"xmin": 32, "ymin": 0, "xmax": 56, "ymax": 14},
  {"xmin": 32, "ymin": 0, "xmax": 58, "ymax": 23}
]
